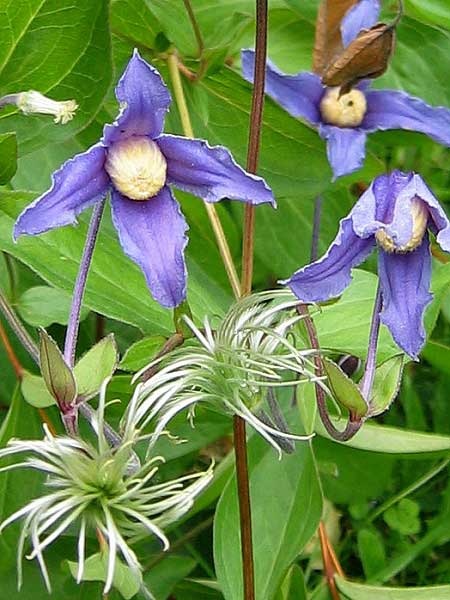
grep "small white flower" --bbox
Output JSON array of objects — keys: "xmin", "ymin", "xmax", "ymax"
[
  {"xmin": 132, "ymin": 290, "xmax": 325, "ymax": 456},
  {"xmin": 0, "ymin": 383, "xmax": 212, "ymax": 594},
  {"xmin": 16, "ymin": 90, "xmax": 78, "ymax": 124}
]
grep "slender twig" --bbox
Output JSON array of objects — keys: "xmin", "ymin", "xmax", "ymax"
[
  {"xmin": 310, "ymin": 195, "xmax": 323, "ymax": 262},
  {"xmin": 360, "ymin": 282, "xmax": 382, "ymax": 402},
  {"xmin": 0, "ymin": 319, "xmax": 23, "ymax": 379},
  {"xmin": 166, "ymin": 52, "xmax": 241, "ymax": 300},
  {"xmin": 0, "ymin": 289, "xmax": 40, "ymax": 364},
  {"xmin": 318, "ymin": 522, "xmax": 341, "ymax": 600},
  {"xmin": 140, "ymin": 333, "xmax": 184, "ymax": 382},
  {"xmin": 241, "ymin": 0, "xmax": 268, "ymax": 296},
  {"xmin": 233, "ymin": 415, "xmax": 255, "ymax": 600},
  {"xmin": 298, "ymin": 304, "xmax": 363, "ymax": 441},
  {"xmin": 64, "ymin": 199, "xmax": 105, "ymax": 367},
  {"xmin": 183, "ymin": 0, "xmax": 204, "ymax": 55}
]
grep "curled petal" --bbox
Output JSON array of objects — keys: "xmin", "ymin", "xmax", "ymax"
[
  {"xmin": 341, "ymin": 0, "xmax": 381, "ymax": 47},
  {"xmin": 282, "ymin": 217, "xmax": 375, "ymax": 302},
  {"xmin": 363, "ymin": 90, "xmax": 450, "ymax": 147},
  {"xmin": 103, "ymin": 49, "xmax": 171, "ymax": 145},
  {"xmin": 110, "ymin": 186, "xmax": 188, "ymax": 308},
  {"xmin": 158, "ymin": 134, "xmax": 275, "ymax": 205},
  {"xmin": 241, "ymin": 49, "xmax": 324, "ymax": 124},
  {"xmin": 378, "ymin": 236, "xmax": 432, "ymax": 359},
  {"xmin": 319, "ymin": 124, "xmax": 367, "ymax": 180},
  {"xmin": 14, "ymin": 144, "xmax": 109, "ymax": 239}
]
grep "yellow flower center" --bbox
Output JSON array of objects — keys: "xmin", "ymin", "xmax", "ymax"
[
  {"xmin": 375, "ymin": 198, "xmax": 429, "ymax": 253},
  {"xmin": 320, "ymin": 87, "xmax": 367, "ymax": 128},
  {"xmin": 105, "ymin": 136, "xmax": 167, "ymax": 201}
]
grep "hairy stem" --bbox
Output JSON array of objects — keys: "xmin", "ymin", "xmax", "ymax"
[
  {"xmin": 166, "ymin": 52, "xmax": 240, "ymax": 299},
  {"xmin": 241, "ymin": 0, "xmax": 268, "ymax": 296},
  {"xmin": 360, "ymin": 282, "xmax": 382, "ymax": 402},
  {"xmin": 64, "ymin": 199, "xmax": 105, "ymax": 367}
]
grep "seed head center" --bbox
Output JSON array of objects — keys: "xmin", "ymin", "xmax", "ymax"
[
  {"xmin": 320, "ymin": 87, "xmax": 367, "ymax": 127},
  {"xmin": 105, "ymin": 136, "xmax": 167, "ymax": 201}
]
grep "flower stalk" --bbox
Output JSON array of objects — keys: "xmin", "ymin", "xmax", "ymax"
[
  {"xmin": 64, "ymin": 198, "xmax": 105, "ymax": 367},
  {"xmin": 166, "ymin": 52, "xmax": 241, "ymax": 300},
  {"xmin": 360, "ymin": 282, "xmax": 382, "ymax": 402}
]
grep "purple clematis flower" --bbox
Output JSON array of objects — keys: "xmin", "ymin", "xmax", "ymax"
[
  {"xmin": 242, "ymin": 0, "xmax": 450, "ymax": 180},
  {"xmin": 283, "ymin": 170, "xmax": 450, "ymax": 358},
  {"xmin": 14, "ymin": 50, "xmax": 275, "ymax": 308}
]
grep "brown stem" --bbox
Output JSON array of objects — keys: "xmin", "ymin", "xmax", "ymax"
[
  {"xmin": 0, "ymin": 319, "xmax": 23, "ymax": 379},
  {"xmin": 318, "ymin": 522, "xmax": 341, "ymax": 600},
  {"xmin": 298, "ymin": 304, "xmax": 363, "ymax": 442},
  {"xmin": 241, "ymin": 0, "xmax": 268, "ymax": 296},
  {"xmin": 233, "ymin": 415, "xmax": 255, "ymax": 600},
  {"xmin": 95, "ymin": 314, "xmax": 105, "ymax": 342},
  {"xmin": 183, "ymin": 0, "xmax": 204, "ymax": 55}
]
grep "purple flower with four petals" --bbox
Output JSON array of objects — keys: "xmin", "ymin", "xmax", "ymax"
[
  {"xmin": 283, "ymin": 171, "xmax": 450, "ymax": 358},
  {"xmin": 14, "ymin": 50, "xmax": 275, "ymax": 308},
  {"xmin": 242, "ymin": 0, "xmax": 450, "ymax": 180}
]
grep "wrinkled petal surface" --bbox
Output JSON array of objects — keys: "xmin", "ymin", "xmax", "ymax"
[
  {"xmin": 283, "ymin": 216, "xmax": 375, "ymax": 302},
  {"xmin": 158, "ymin": 134, "xmax": 275, "ymax": 205},
  {"xmin": 241, "ymin": 49, "xmax": 324, "ymax": 124},
  {"xmin": 319, "ymin": 124, "xmax": 367, "ymax": 180},
  {"xmin": 378, "ymin": 236, "xmax": 432, "ymax": 359},
  {"xmin": 363, "ymin": 90, "xmax": 450, "ymax": 146},
  {"xmin": 110, "ymin": 186, "xmax": 188, "ymax": 308},
  {"xmin": 14, "ymin": 144, "xmax": 109, "ymax": 239},
  {"xmin": 103, "ymin": 49, "xmax": 171, "ymax": 146},
  {"xmin": 341, "ymin": 0, "xmax": 381, "ymax": 47}
]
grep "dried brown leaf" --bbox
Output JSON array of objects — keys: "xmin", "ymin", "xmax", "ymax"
[
  {"xmin": 313, "ymin": 0, "xmax": 359, "ymax": 76},
  {"xmin": 322, "ymin": 21, "xmax": 396, "ymax": 93}
]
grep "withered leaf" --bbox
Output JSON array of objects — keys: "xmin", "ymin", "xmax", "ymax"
[
  {"xmin": 322, "ymin": 21, "xmax": 396, "ymax": 93},
  {"xmin": 313, "ymin": 0, "xmax": 359, "ymax": 76}
]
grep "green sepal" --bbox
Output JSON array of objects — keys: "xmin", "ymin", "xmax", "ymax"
[
  {"xmin": 73, "ymin": 334, "xmax": 118, "ymax": 400},
  {"xmin": 39, "ymin": 328, "xmax": 76, "ymax": 407},
  {"xmin": 323, "ymin": 357, "xmax": 368, "ymax": 418},
  {"xmin": 368, "ymin": 354, "xmax": 404, "ymax": 417}
]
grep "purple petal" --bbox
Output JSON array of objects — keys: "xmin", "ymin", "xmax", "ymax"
[
  {"xmin": 378, "ymin": 236, "xmax": 432, "ymax": 359},
  {"xmin": 241, "ymin": 49, "xmax": 324, "ymax": 125},
  {"xmin": 110, "ymin": 186, "xmax": 188, "ymax": 309},
  {"xmin": 282, "ymin": 216, "xmax": 375, "ymax": 302},
  {"xmin": 401, "ymin": 173, "xmax": 450, "ymax": 252},
  {"xmin": 341, "ymin": 0, "xmax": 381, "ymax": 47},
  {"xmin": 157, "ymin": 134, "xmax": 275, "ymax": 205},
  {"xmin": 363, "ymin": 90, "xmax": 450, "ymax": 147},
  {"xmin": 14, "ymin": 144, "xmax": 109, "ymax": 240},
  {"xmin": 319, "ymin": 124, "xmax": 367, "ymax": 180},
  {"xmin": 103, "ymin": 49, "xmax": 171, "ymax": 146}
]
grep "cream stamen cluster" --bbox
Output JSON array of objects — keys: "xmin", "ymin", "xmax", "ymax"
[
  {"xmin": 375, "ymin": 198, "xmax": 429, "ymax": 253},
  {"xmin": 320, "ymin": 87, "xmax": 367, "ymax": 128}
]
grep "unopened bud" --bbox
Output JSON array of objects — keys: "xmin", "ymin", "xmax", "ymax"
[{"xmin": 16, "ymin": 91, "xmax": 78, "ymax": 124}]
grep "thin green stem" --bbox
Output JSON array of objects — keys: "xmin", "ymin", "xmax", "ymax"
[
  {"xmin": 183, "ymin": 0, "xmax": 204, "ymax": 56},
  {"xmin": 166, "ymin": 52, "xmax": 240, "ymax": 299}
]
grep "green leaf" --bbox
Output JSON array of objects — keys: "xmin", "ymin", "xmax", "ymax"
[
  {"xmin": 335, "ymin": 575, "xmax": 450, "ymax": 599},
  {"xmin": 368, "ymin": 355, "xmax": 404, "ymax": 417},
  {"xmin": 383, "ymin": 498, "xmax": 421, "ymax": 536},
  {"xmin": 67, "ymin": 552, "xmax": 140, "ymax": 600},
  {"xmin": 323, "ymin": 358, "xmax": 368, "ymax": 418},
  {"xmin": 119, "ymin": 335, "xmax": 166, "ymax": 372},
  {"xmin": 214, "ymin": 421, "xmax": 322, "ymax": 600},
  {"xmin": 21, "ymin": 371, "xmax": 56, "ymax": 408},
  {"xmin": 111, "ymin": 0, "xmax": 160, "ymax": 49},
  {"xmin": 316, "ymin": 419, "xmax": 450, "ymax": 455},
  {"xmin": 405, "ymin": 0, "xmax": 450, "ymax": 29},
  {"xmin": 74, "ymin": 335, "xmax": 118, "ymax": 399},
  {"xmin": 39, "ymin": 329, "xmax": 76, "ymax": 406},
  {"xmin": 357, "ymin": 528, "xmax": 386, "ymax": 579},
  {"xmin": 143, "ymin": 555, "xmax": 197, "ymax": 600},
  {"xmin": 0, "ymin": 192, "xmax": 231, "ymax": 334},
  {"xmin": 421, "ymin": 340, "xmax": 450, "ymax": 375},
  {"xmin": 0, "ymin": 132, "xmax": 17, "ymax": 183},
  {"xmin": 17, "ymin": 285, "xmax": 89, "ymax": 327},
  {"xmin": 274, "ymin": 564, "xmax": 308, "ymax": 600},
  {"xmin": 0, "ymin": 0, "xmax": 112, "ymax": 155},
  {"xmin": 0, "ymin": 386, "xmax": 43, "ymax": 572}
]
